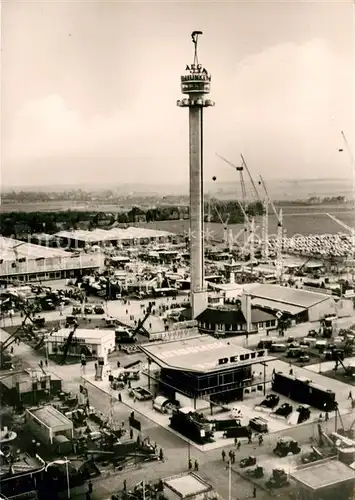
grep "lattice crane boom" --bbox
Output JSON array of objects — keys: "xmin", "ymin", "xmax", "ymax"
[
  {"xmin": 327, "ymin": 213, "xmax": 353, "ymax": 233},
  {"xmin": 240, "ymin": 154, "xmax": 261, "ymax": 201},
  {"xmin": 341, "ymin": 131, "xmax": 355, "ymax": 170},
  {"xmin": 258, "ymin": 175, "xmax": 283, "ymax": 278},
  {"xmin": 216, "ymin": 153, "xmax": 247, "ymax": 206},
  {"xmin": 327, "ymin": 213, "xmax": 355, "ymax": 258},
  {"xmin": 258, "ymin": 175, "xmax": 281, "ymax": 223}
]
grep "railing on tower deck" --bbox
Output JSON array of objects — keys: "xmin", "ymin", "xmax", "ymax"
[{"xmin": 0, "ymin": 253, "xmax": 103, "ymax": 277}]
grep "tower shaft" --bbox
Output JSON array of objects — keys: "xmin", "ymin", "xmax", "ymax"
[{"xmin": 189, "ymin": 106, "xmax": 204, "ymax": 294}]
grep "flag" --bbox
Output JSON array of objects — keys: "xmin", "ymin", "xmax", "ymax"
[{"xmin": 191, "ymin": 31, "xmax": 203, "ymax": 44}]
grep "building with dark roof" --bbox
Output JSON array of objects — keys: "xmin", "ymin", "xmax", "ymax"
[
  {"xmin": 195, "ymin": 305, "xmax": 277, "ymax": 336},
  {"xmin": 0, "ymin": 369, "xmax": 62, "ymax": 407},
  {"xmin": 0, "ymin": 450, "xmax": 45, "ymax": 500}
]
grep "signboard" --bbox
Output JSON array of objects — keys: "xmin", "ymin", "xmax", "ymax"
[
  {"xmin": 302, "ymin": 286, "xmax": 333, "ymax": 296},
  {"xmin": 149, "ymin": 328, "xmax": 198, "ymax": 342},
  {"xmin": 185, "ymin": 63, "xmax": 209, "ymax": 75},
  {"xmin": 171, "ymin": 320, "xmax": 197, "ymax": 331},
  {"xmin": 129, "ymin": 416, "xmax": 141, "ymax": 432},
  {"xmin": 218, "ymin": 349, "xmax": 267, "ymax": 366}
]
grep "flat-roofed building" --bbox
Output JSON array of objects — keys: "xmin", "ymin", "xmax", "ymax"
[
  {"xmin": 163, "ymin": 473, "xmax": 216, "ymax": 500},
  {"xmin": 290, "ymin": 459, "xmax": 354, "ymax": 500},
  {"xmin": 0, "ymin": 369, "xmax": 62, "ymax": 406},
  {"xmin": 46, "ymin": 328, "xmax": 115, "ymax": 361},
  {"xmin": 25, "ymin": 405, "xmax": 73, "ymax": 445},
  {"xmin": 55, "ymin": 227, "xmax": 174, "ymax": 248},
  {"xmin": 0, "ymin": 236, "xmax": 102, "ymax": 282},
  {"xmin": 250, "ymin": 283, "xmax": 338, "ymax": 322},
  {"xmin": 140, "ymin": 334, "xmax": 275, "ymax": 405}
]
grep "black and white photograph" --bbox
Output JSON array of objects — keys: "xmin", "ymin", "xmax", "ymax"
[{"xmin": 1, "ymin": 1, "xmax": 355, "ymax": 500}]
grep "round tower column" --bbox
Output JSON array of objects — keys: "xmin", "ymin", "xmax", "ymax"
[{"xmin": 177, "ymin": 31, "xmax": 214, "ymax": 319}]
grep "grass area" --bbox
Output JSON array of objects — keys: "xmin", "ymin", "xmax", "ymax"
[{"xmin": 319, "ymin": 368, "xmax": 355, "ymax": 386}]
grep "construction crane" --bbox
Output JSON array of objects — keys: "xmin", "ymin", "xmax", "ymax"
[
  {"xmin": 214, "ymin": 205, "xmax": 230, "ymax": 247},
  {"xmin": 237, "ymin": 200, "xmax": 255, "ymax": 264},
  {"xmin": 295, "ymin": 255, "xmax": 314, "ymax": 276},
  {"xmin": 61, "ymin": 322, "xmax": 79, "ymax": 365},
  {"xmin": 240, "ymin": 154, "xmax": 262, "ymax": 202},
  {"xmin": 132, "ymin": 303, "xmax": 153, "ymax": 338},
  {"xmin": 216, "ymin": 153, "xmax": 247, "ymax": 207},
  {"xmin": 339, "ymin": 130, "xmax": 355, "ymax": 207},
  {"xmin": 340, "ymin": 130, "xmax": 355, "ymax": 169},
  {"xmin": 258, "ymin": 175, "xmax": 283, "ymax": 279},
  {"xmin": 327, "ymin": 213, "xmax": 355, "ymax": 259},
  {"xmin": 0, "ymin": 304, "xmax": 43, "ymax": 368}
]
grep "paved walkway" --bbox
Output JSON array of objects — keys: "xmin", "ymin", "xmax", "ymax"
[
  {"xmin": 306, "ymin": 357, "xmax": 355, "ymax": 373},
  {"xmin": 0, "ymin": 295, "xmax": 189, "ymax": 334}
]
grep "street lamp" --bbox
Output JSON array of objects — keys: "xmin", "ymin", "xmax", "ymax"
[{"xmin": 45, "ymin": 458, "xmax": 70, "ymax": 499}]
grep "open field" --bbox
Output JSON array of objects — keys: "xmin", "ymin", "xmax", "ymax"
[{"xmin": 1, "ymin": 202, "xmax": 353, "ymax": 237}]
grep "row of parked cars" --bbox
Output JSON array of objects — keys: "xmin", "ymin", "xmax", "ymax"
[{"xmin": 72, "ymin": 304, "xmax": 105, "ymax": 315}]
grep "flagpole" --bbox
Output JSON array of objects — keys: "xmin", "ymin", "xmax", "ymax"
[
  {"xmin": 65, "ymin": 457, "xmax": 70, "ymax": 499},
  {"xmin": 228, "ymin": 459, "xmax": 231, "ymax": 500}
]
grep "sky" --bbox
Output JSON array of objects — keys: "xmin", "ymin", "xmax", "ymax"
[{"xmin": 1, "ymin": 0, "xmax": 355, "ymax": 189}]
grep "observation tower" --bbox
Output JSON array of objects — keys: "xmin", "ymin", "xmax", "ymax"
[{"xmin": 177, "ymin": 31, "xmax": 214, "ymax": 319}]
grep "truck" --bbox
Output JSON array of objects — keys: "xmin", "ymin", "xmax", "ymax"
[
  {"xmin": 273, "ymin": 437, "xmax": 301, "ymax": 457},
  {"xmin": 170, "ymin": 407, "xmax": 214, "ymax": 444},
  {"xmin": 115, "ymin": 328, "xmax": 136, "ymax": 344}
]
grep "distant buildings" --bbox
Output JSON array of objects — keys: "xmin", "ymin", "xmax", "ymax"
[
  {"xmin": 55, "ymin": 227, "xmax": 174, "ymax": 248},
  {"xmin": 0, "ymin": 236, "xmax": 102, "ymax": 282}
]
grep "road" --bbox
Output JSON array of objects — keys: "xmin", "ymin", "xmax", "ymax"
[{"xmin": 2, "ymin": 301, "xmax": 355, "ymax": 500}]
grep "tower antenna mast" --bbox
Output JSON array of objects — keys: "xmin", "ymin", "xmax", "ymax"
[{"xmin": 191, "ymin": 30, "xmax": 203, "ymax": 66}]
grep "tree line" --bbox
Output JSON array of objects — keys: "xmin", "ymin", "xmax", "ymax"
[{"xmin": 0, "ymin": 201, "xmax": 264, "ymax": 238}]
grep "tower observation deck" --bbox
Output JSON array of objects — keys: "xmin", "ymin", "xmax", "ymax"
[{"xmin": 177, "ymin": 31, "xmax": 214, "ymax": 319}]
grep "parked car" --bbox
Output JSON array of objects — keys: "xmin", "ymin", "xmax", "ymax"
[
  {"xmin": 84, "ymin": 305, "xmax": 93, "ymax": 314},
  {"xmin": 94, "ymin": 304, "xmax": 105, "ymax": 314},
  {"xmin": 240, "ymin": 456, "xmax": 257, "ymax": 468}
]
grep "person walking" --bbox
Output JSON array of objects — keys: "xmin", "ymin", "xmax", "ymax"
[
  {"xmin": 194, "ymin": 459, "xmax": 199, "ymax": 471},
  {"xmin": 221, "ymin": 450, "xmax": 226, "ymax": 461},
  {"xmin": 237, "ymin": 440, "xmax": 241, "ymax": 451},
  {"xmin": 253, "ymin": 486, "xmax": 257, "ymax": 498},
  {"xmin": 188, "ymin": 459, "xmax": 192, "ymax": 470}
]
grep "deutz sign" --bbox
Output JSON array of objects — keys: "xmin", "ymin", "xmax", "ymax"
[{"xmin": 218, "ymin": 349, "xmax": 267, "ymax": 365}]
